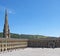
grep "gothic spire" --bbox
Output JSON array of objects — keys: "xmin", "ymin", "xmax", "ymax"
[{"xmin": 3, "ymin": 9, "xmax": 10, "ymax": 38}]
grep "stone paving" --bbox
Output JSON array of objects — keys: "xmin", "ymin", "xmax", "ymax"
[{"xmin": 0, "ymin": 48, "xmax": 60, "ymax": 56}]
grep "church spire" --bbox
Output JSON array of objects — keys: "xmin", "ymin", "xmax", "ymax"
[
  {"xmin": 3, "ymin": 9, "xmax": 10, "ymax": 38},
  {"xmin": 5, "ymin": 9, "xmax": 8, "ymax": 26}
]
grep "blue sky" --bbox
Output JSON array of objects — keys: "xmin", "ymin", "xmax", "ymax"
[{"xmin": 0, "ymin": 0, "xmax": 60, "ymax": 37}]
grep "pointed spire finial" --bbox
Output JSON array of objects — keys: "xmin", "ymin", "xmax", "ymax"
[{"xmin": 5, "ymin": 9, "xmax": 8, "ymax": 16}]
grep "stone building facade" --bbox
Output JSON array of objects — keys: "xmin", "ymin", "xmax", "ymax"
[{"xmin": 28, "ymin": 38, "xmax": 60, "ymax": 48}]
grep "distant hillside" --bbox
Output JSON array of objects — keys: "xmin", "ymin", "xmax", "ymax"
[{"xmin": 0, "ymin": 33, "xmax": 53, "ymax": 39}]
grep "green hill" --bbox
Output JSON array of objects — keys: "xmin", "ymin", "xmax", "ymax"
[{"xmin": 0, "ymin": 33, "xmax": 55, "ymax": 39}]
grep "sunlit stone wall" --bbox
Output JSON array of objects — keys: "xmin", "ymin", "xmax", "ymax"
[
  {"xmin": 0, "ymin": 38, "xmax": 60, "ymax": 52},
  {"xmin": 0, "ymin": 38, "xmax": 28, "ymax": 51}
]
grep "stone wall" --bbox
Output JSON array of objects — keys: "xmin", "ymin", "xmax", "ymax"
[
  {"xmin": 28, "ymin": 38, "xmax": 60, "ymax": 48},
  {"xmin": 0, "ymin": 38, "xmax": 28, "ymax": 51},
  {"xmin": 0, "ymin": 38, "xmax": 60, "ymax": 51}
]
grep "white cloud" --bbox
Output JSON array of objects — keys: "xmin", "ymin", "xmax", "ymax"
[{"xmin": 7, "ymin": 9, "xmax": 16, "ymax": 14}]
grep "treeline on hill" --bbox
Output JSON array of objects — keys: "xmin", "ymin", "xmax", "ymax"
[{"xmin": 0, "ymin": 33, "xmax": 48, "ymax": 39}]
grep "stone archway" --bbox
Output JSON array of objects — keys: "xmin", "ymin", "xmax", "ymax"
[{"xmin": 48, "ymin": 41, "xmax": 55, "ymax": 48}]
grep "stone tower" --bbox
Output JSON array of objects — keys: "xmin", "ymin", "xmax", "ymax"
[{"xmin": 3, "ymin": 9, "xmax": 10, "ymax": 38}]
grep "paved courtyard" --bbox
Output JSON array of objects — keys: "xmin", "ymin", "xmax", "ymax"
[{"xmin": 0, "ymin": 48, "xmax": 60, "ymax": 56}]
